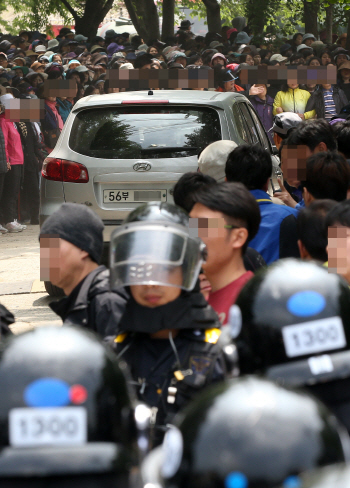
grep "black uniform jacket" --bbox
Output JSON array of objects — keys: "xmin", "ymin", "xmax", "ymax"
[{"xmin": 50, "ymin": 265, "xmax": 128, "ymax": 338}]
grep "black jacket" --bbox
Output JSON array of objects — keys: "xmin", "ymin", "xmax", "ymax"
[
  {"xmin": 305, "ymin": 85, "xmax": 348, "ymax": 119},
  {"xmin": 50, "ymin": 266, "xmax": 128, "ymax": 338},
  {"xmin": 0, "ymin": 303, "xmax": 14, "ymax": 337},
  {"xmin": 114, "ymin": 290, "xmax": 237, "ymax": 444},
  {"xmin": 16, "ymin": 122, "xmax": 42, "ymax": 173}
]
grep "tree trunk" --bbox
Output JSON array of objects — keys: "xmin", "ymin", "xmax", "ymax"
[
  {"xmin": 303, "ymin": 0, "xmax": 319, "ymax": 37},
  {"xmin": 124, "ymin": 0, "xmax": 160, "ymax": 43},
  {"xmin": 346, "ymin": 11, "xmax": 350, "ymax": 51},
  {"xmin": 202, "ymin": 0, "xmax": 221, "ymax": 33},
  {"xmin": 59, "ymin": 0, "xmax": 114, "ymax": 40},
  {"xmin": 325, "ymin": 4, "xmax": 333, "ymax": 44},
  {"xmin": 162, "ymin": 0, "xmax": 175, "ymax": 41},
  {"xmin": 245, "ymin": 0, "xmax": 268, "ymax": 37}
]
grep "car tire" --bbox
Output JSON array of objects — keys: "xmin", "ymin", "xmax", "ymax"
[{"xmin": 44, "ymin": 281, "xmax": 65, "ymax": 297}]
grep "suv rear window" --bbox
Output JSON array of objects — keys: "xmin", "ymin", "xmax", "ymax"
[{"xmin": 69, "ymin": 106, "xmax": 221, "ymax": 159}]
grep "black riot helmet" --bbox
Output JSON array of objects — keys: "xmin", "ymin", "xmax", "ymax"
[
  {"xmin": 0, "ymin": 326, "xmax": 138, "ymax": 487},
  {"xmin": 232, "ymin": 258, "xmax": 350, "ymax": 433},
  {"xmin": 159, "ymin": 377, "xmax": 350, "ymax": 488},
  {"xmin": 110, "ymin": 202, "xmax": 206, "ymax": 291}
]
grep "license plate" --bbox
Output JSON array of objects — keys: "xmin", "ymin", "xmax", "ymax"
[
  {"xmin": 104, "ymin": 189, "xmax": 167, "ymax": 203},
  {"xmin": 9, "ymin": 407, "xmax": 87, "ymax": 447},
  {"xmin": 282, "ymin": 316, "xmax": 346, "ymax": 358}
]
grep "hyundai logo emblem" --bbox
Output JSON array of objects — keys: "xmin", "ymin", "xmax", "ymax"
[{"xmin": 133, "ymin": 162, "xmax": 151, "ymax": 172}]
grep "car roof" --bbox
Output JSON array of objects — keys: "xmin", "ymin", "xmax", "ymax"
[{"xmin": 73, "ymin": 90, "xmax": 248, "ymax": 112}]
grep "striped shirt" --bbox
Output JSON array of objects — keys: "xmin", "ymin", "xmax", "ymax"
[{"xmin": 323, "ymin": 88, "xmax": 337, "ymax": 120}]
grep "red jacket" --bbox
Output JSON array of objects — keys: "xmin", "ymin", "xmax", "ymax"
[
  {"xmin": 216, "ymin": 85, "xmax": 245, "ymax": 93},
  {"xmin": 0, "ymin": 113, "xmax": 23, "ymax": 165}
]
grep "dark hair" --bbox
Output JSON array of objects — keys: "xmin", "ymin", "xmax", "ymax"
[
  {"xmin": 297, "ymin": 199, "xmax": 337, "ymax": 261},
  {"xmin": 259, "ymin": 49, "xmax": 271, "ymax": 60},
  {"xmin": 289, "ymin": 53, "xmax": 303, "ymax": 64},
  {"xmin": 303, "ymin": 151, "xmax": 350, "ymax": 201},
  {"xmin": 285, "ymin": 119, "xmax": 337, "ymax": 151},
  {"xmin": 134, "ymin": 53, "xmax": 153, "ymax": 69},
  {"xmin": 84, "ymin": 84, "xmax": 98, "ymax": 96},
  {"xmin": 306, "ymin": 56, "xmax": 321, "ymax": 66},
  {"xmin": 326, "ymin": 199, "xmax": 350, "ymax": 229},
  {"xmin": 173, "ymin": 172, "xmax": 217, "ymax": 213},
  {"xmin": 192, "ymin": 182, "xmax": 261, "ymax": 253},
  {"xmin": 239, "ymin": 53, "xmax": 252, "ymax": 64},
  {"xmin": 292, "ymin": 32, "xmax": 303, "ymax": 42},
  {"xmin": 229, "ymin": 31, "xmax": 238, "ymax": 44},
  {"xmin": 225, "ymin": 144, "xmax": 272, "ymax": 190},
  {"xmin": 332, "ymin": 121, "xmax": 350, "ymax": 159}
]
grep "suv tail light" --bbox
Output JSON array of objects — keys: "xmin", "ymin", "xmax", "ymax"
[{"xmin": 42, "ymin": 158, "xmax": 89, "ymax": 183}]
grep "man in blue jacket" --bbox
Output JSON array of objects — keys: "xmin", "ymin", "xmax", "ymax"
[{"xmin": 225, "ymin": 144, "xmax": 299, "ymax": 264}]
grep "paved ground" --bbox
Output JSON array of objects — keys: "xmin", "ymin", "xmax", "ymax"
[{"xmin": 0, "ymin": 225, "xmax": 61, "ymax": 334}]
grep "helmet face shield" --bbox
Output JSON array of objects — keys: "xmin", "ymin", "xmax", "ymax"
[{"xmin": 110, "ymin": 223, "xmax": 205, "ymax": 291}]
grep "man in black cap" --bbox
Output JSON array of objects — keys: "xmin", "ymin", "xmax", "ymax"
[{"xmin": 39, "ymin": 203, "xmax": 127, "ymax": 338}]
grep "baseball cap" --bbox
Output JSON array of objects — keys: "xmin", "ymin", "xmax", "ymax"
[
  {"xmin": 210, "ymin": 41, "xmax": 224, "ymax": 49},
  {"xmin": 270, "ymin": 54, "xmax": 287, "ymax": 63},
  {"xmin": 75, "ymin": 34, "xmax": 88, "ymax": 42},
  {"xmin": 297, "ymin": 43, "xmax": 312, "ymax": 52},
  {"xmin": 34, "ymin": 45, "xmax": 46, "ymax": 53},
  {"xmin": 198, "ymin": 140, "xmax": 238, "ymax": 182},
  {"xmin": 269, "ymin": 113, "xmax": 302, "ymax": 136}
]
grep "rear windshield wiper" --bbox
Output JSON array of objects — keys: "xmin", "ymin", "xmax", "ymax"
[{"xmin": 141, "ymin": 146, "xmax": 198, "ymax": 152}]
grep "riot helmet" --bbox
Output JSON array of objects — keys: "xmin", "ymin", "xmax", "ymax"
[
  {"xmin": 159, "ymin": 377, "xmax": 350, "ymax": 488},
  {"xmin": 232, "ymin": 258, "xmax": 350, "ymax": 433},
  {"xmin": 233, "ymin": 259, "xmax": 350, "ymax": 376},
  {"xmin": 0, "ymin": 326, "xmax": 138, "ymax": 487},
  {"xmin": 110, "ymin": 202, "xmax": 206, "ymax": 291}
]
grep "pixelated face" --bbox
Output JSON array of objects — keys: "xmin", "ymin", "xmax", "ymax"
[
  {"xmin": 40, "ymin": 236, "xmax": 87, "ymax": 290},
  {"xmin": 327, "ymin": 226, "xmax": 350, "ymax": 282},
  {"xmin": 149, "ymin": 47, "xmax": 158, "ymax": 55},
  {"xmin": 42, "ymin": 79, "xmax": 77, "ymax": 98},
  {"xmin": 189, "ymin": 208, "xmax": 242, "ymax": 275},
  {"xmin": 4, "ymin": 99, "xmax": 45, "ymax": 122},
  {"xmin": 281, "ymin": 145, "xmax": 311, "ymax": 187}
]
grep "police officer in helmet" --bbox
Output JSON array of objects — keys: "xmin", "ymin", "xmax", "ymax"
[
  {"xmin": 232, "ymin": 258, "xmax": 350, "ymax": 433},
  {"xmin": 110, "ymin": 202, "xmax": 237, "ymax": 445},
  {"xmin": 0, "ymin": 326, "xmax": 140, "ymax": 487},
  {"xmin": 151, "ymin": 377, "xmax": 350, "ymax": 488}
]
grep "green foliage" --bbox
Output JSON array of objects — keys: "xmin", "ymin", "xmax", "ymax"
[{"xmin": 5, "ymin": 0, "xmax": 76, "ymax": 33}]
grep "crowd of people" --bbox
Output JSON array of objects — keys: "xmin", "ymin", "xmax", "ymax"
[
  {"xmin": 1, "ymin": 17, "xmax": 350, "ymax": 488},
  {"xmin": 0, "ymin": 21, "xmax": 350, "ymax": 231}
]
